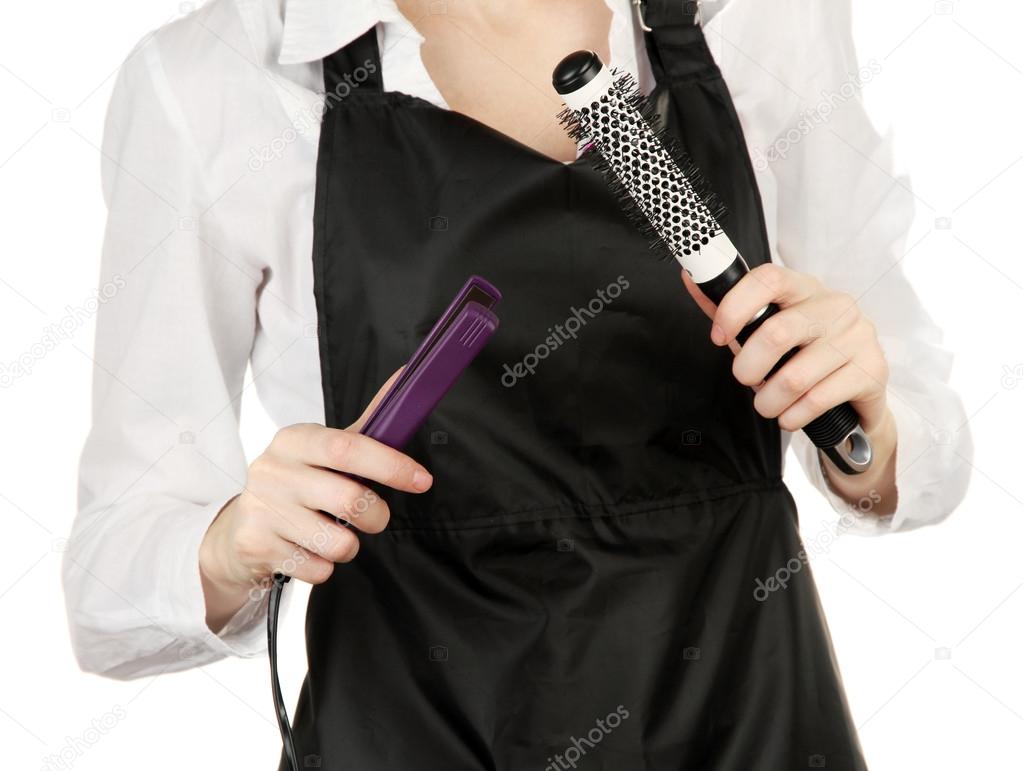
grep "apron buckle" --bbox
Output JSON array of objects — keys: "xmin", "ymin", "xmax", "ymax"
[{"xmin": 633, "ymin": 0, "xmax": 702, "ymax": 32}]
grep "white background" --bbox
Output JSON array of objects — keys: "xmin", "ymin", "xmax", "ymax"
[{"xmin": 2, "ymin": 1, "xmax": 1021, "ymax": 769}]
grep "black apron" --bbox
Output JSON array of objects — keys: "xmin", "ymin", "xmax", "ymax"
[{"xmin": 292, "ymin": 4, "xmax": 868, "ymax": 769}]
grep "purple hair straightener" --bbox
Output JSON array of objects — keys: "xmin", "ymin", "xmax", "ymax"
[
  {"xmin": 271, "ymin": 275, "xmax": 501, "ymax": 771},
  {"xmin": 361, "ymin": 275, "xmax": 502, "ymax": 448}
]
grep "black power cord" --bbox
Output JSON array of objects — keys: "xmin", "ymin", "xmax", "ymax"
[{"xmin": 268, "ymin": 573, "xmax": 298, "ymax": 771}]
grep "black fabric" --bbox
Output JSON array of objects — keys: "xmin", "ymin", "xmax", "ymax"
[
  {"xmin": 292, "ymin": 17, "xmax": 868, "ymax": 771},
  {"xmin": 642, "ymin": 0, "xmax": 700, "ymax": 29}
]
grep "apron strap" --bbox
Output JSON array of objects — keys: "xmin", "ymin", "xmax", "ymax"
[
  {"xmin": 639, "ymin": 0, "xmax": 700, "ymax": 28},
  {"xmin": 639, "ymin": 0, "xmax": 714, "ymax": 85},
  {"xmin": 323, "ymin": 26, "xmax": 384, "ymax": 95}
]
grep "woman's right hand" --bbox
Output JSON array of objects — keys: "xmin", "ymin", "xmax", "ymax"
[{"xmin": 198, "ymin": 370, "xmax": 432, "ymax": 632}]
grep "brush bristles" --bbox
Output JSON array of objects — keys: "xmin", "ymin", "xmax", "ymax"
[{"xmin": 558, "ymin": 70, "xmax": 728, "ymax": 263}]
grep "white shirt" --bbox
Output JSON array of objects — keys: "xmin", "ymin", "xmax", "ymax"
[{"xmin": 65, "ymin": 0, "xmax": 973, "ymax": 679}]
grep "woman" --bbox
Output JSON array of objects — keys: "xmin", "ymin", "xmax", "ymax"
[{"xmin": 65, "ymin": 0, "xmax": 971, "ymax": 767}]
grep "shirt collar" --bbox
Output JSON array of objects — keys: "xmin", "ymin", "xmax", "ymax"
[{"xmin": 278, "ymin": 0, "xmax": 403, "ymax": 65}]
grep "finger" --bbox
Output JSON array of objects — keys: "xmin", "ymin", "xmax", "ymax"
[
  {"xmin": 348, "ymin": 367, "xmax": 405, "ymax": 433},
  {"xmin": 680, "ymin": 268, "xmax": 718, "ymax": 320},
  {"xmin": 276, "ymin": 424, "xmax": 432, "ymax": 492},
  {"xmin": 681, "ymin": 269, "xmax": 741, "ymax": 355},
  {"xmin": 776, "ymin": 362, "xmax": 879, "ymax": 433},
  {"xmin": 267, "ymin": 537, "xmax": 340, "ymax": 584},
  {"xmin": 269, "ymin": 506, "xmax": 362, "ymax": 564},
  {"xmin": 713, "ymin": 264, "xmax": 819, "ymax": 346},
  {"xmin": 752, "ymin": 338, "xmax": 851, "ymax": 419},
  {"xmin": 290, "ymin": 463, "xmax": 391, "ymax": 534},
  {"xmin": 731, "ymin": 298, "xmax": 857, "ymax": 387}
]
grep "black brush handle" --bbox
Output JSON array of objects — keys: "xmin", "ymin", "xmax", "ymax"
[{"xmin": 698, "ymin": 260, "xmax": 873, "ymax": 475}]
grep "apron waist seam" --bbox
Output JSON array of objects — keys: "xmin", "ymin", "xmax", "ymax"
[{"xmin": 387, "ymin": 474, "xmax": 786, "ymax": 532}]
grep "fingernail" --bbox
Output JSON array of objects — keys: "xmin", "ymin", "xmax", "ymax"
[
  {"xmin": 711, "ymin": 325, "xmax": 726, "ymax": 345},
  {"xmin": 413, "ymin": 470, "xmax": 433, "ymax": 491}
]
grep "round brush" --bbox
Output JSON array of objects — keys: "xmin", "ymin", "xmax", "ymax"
[{"xmin": 553, "ymin": 51, "xmax": 872, "ymax": 475}]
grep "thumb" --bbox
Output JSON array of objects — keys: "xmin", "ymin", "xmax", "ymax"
[{"xmin": 348, "ymin": 367, "xmax": 405, "ymax": 433}]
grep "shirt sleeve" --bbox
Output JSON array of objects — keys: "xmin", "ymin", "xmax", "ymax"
[
  {"xmin": 764, "ymin": 0, "xmax": 973, "ymax": 534},
  {"xmin": 63, "ymin": 37, "xmax": 270, "ymax": 679}
]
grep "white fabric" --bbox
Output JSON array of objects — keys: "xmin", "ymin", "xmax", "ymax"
[{"xmin": 65, "ymin": 0, "xmax": 972, "ymax": 678}]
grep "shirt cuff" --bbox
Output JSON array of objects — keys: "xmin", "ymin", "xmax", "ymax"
[
  {"xmin": 162, "ymin": 498, "xmax": 274, "ymax": 665},
  {"xmin": 790, "ymin": 388, "xmax": 948, "ymax": 536}
]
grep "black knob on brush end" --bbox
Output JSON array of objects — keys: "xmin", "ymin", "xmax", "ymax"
[{"xmin": 553, "ymin": 51, "xmax": 602, "ymax": 95}]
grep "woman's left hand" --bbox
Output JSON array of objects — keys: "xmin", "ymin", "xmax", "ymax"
[{"xmin": 681, "ymin": 263, "xmax": 892, "ymax": 438}]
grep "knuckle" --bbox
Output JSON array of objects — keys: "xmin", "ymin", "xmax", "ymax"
[
  {"xmin": 271, "ymin": 424, "xmax": 300, "ymax": 449},
  {"xmin": 801, "ymin": 388, "xmax": 830, "ymax": 415},
  {"xmin": 326, "ymin": 431, "xmax": 357, "ymax": 467},
  {"xmin": 761, "ymin": 317, "xmax": 792, "ymax": 349},
  {"xmin": 336, "ymin": 486, "xmax": 373, "ymax": 521},
  {"xmin": 780, "ymin": 367, "xmax": 808, "ymax": 395},
  {"xmin": 859, "ymin": 353, "xmax": 889, "ymax": 390},
  {"xmin": 304, "ymin": 559, "xmax": 335, "ymax": 584},
  {"xmin": 778, "ymin": 411, "xmax": 802, "ymax": 432},
  {"xmin": 389, "ymin": 456, "xmax": 416, "ymax": 486},
  {"xmin": 246, "ymin": 470, "xmax": 281, "ymax": 502},
  {"xmin": 732, "ymin": 358, "xmax": 760, "ymax": 387},
  {"xmin": 321, "ymin": 536, "xmax": 350, "ymax": 563},
  {"xmin": 874, "ymin": 354, "xmax": 891, "ymax": 383},
  {"xmin": 833, "ymin": 291, "xmax": 857, "ymax": 309},
  {"xmin": 270, "ymin": 427, "xmax": 289, "ymax": 448},
  {"xmin": 248, "ymin": 453, "xmax": 273, "ymax": 481},
  {"xmin": 860, "ymin": 316, "xmax": 878, "ymax": 339},
  {"xmin": 329, "ymin": 483, "xmax": 356, "ymax": 519},
  {"xmin": 752, "ymin": 392, "xmax": 779, "ymax": 420},
  {"xmin": 719, "ymin": 303, "xmax": 746, "ymax": 334},
  {"xmin": 333, "ymin": 533, "xmax": 360, "ymax": 563},
  {"xmin": 753, "ymin": 263, "xmax": 785, "ymax": 289}
]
